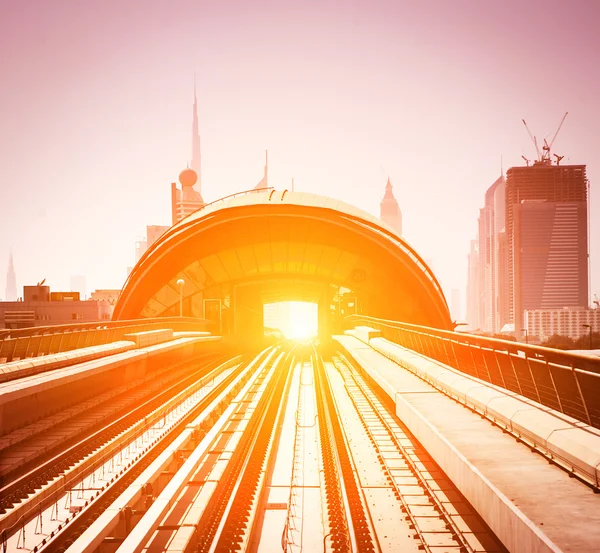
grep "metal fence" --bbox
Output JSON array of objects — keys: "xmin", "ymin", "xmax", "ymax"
[
  {"xmin": 345, "ymin": 315, "xmax": 600, "ymax": 429},
  {"xmin": 0, "ymin": 317, "xmax": 212, "ymax": 363}
]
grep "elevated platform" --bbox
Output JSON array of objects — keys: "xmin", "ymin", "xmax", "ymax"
[
  {"xmin": 0, "ymin": 341, "xmax": 136, "ymax": 384},
  {"xmin": 336, "ymin": 331, "xmax": 600, "ymax": 553},
  {"xmin": 0, "ymin": 335, "xmax": 222, "ymax": 435}
]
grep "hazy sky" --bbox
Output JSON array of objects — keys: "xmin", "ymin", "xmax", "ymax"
[{"xmin": 1, "ymin": 0, "xmax": 599, "ymax": 313}]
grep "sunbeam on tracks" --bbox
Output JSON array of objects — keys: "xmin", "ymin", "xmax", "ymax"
[{"xmin": 1, "ymin": 344, "xmax": 508, "ymax": 553}]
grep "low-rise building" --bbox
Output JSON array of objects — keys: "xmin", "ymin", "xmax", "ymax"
[
  {"xmin": 0, "ymin": 285, "xmax": 113, "ymax": 329},
  {"xmin": 524, "ymin": 307, "xmax": 600, "ymax": 342}
]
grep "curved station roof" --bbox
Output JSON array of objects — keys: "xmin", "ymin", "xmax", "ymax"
[{"xmin": 113, "ymin": 190, "xmax": 452, "ymax": 329}]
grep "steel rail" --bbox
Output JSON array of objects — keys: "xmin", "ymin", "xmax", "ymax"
[
  {"xmin": 0, "ymin": 352, "xmax": 223, "ymax": 489},
  {"xmin": 60, "ymin": 349, "xmax": 274, "ymax": 553},
  {"xmin": 0, "ymin": 353, "xmax": 230, "ymax": 541},
  {"xmin": 332, "ymin": 353, "xmax": 478, "ymax": 553},
  {"xmin": 114, "ymin": 347, "xmax": 281, "ymax": 553},
  {"xmin": 282, "ymin": 358, "xmax": 310, "ymax": 552},
  {"xmin": 313, "ymin": 349, "xmax": 371, "ymax": 553},
  {"xmin": 207, "ymin": 349, "xmax": 296, "ymax": 552}
]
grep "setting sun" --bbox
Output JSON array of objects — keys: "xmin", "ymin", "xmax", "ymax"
[{"xmin": 264, "ymin": 301, "xmax": 318, "ymax": 340}]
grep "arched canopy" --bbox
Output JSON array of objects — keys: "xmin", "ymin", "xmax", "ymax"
[{"xmin": 114, "ymin": 190, "xmax": 452, "ymax": 329}]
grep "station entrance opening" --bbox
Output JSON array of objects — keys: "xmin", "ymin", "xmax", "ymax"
[{"xmin": 113, "ymin": 191, "xmax": 452, "ymax": 343}]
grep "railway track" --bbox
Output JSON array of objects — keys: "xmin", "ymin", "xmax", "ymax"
[
  {"xmin": 1, "ymin": 344, "xmax": 508, "ymax": 552},
  {"xmin": 0, "ymin": 351, "xmax": 255, "ymax": 552}
]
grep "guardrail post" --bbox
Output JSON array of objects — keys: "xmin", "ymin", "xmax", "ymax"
[
  {"xmin": 489, "ymin": 349, "xmax": 507, "ymax": 389},
  {"xmin": 467, "ymin": 343, "xmax": 482, "ymax": 381},
  {"xmin": 571, "ymin": 362, "xmax": 592, "ymax": 426},
  {"xmin": 448, "ymin": 339, "xmax": 461, "ymax": 371},
  {"xmin": 546, "ymin": 358, "xmax": 564, "ymax": 414},
  {"xmin": 506, "ymin": 352, "xmax": 524, "ymax": 397},
  {"xmin": 435, "ymin": 337, "xmax": 445, "ymax": 363},
  {"xmin": 420, "ymin": 332, "xmax": 434, "ymax": 360},
  {"xmin": 524, "ymin": 354, "xmax": 542, "ymax": 404}
]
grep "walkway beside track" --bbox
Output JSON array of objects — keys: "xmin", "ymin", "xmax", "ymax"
[{"xmin": 335, "ymin": 332, "xmax": 600, "ymax": 553}]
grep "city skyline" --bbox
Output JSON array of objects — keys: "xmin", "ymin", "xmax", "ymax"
[{"xmin": 1, "ymin": 0, "xmax": 599, "ymax": 311}]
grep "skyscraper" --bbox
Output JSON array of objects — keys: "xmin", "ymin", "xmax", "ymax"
[
  {"xmin": 506, "ymin": 163, "xmax": 588, "ymax": 337},
  {"xmin": 477, "ymin": 175, "xmax": 505, "ymax": 333},
  {"xmin": 5, "ymin": 250, "xmax": 17, "ymax": 301},
  {"xmin": 254, "ymin": 151, "xmax": 269, "ymax": 190},
  {"xmin": 170, "ymin": 86, "xmax": 206, "ymax": 225},
  {"xmin": 191, "ymin": 81, "xmax": 203, "ymax": 202},
  {"xmin": 466, "ymin": 240, "xmax": 480, "ymax": 330},
  {"xmin": 171, "ymin": 168, "xmax": 204, "ymax": 225},
  {"xmin": 380, "ymin": 177, "xmax": 402, "ymax": 236}
]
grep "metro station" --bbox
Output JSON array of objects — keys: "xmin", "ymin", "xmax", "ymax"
[{"xmin": 1, "ymin": 186, "xmax": 599, "ymax": 553}]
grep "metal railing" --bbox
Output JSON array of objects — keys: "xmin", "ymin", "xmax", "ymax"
[
  {"xmin": 345, "ymin": 315, "xmax": 600, "ymax": 429},
  {"xmin": 0, "ymin": 317, "xmax": 213, "ymax": 363}
]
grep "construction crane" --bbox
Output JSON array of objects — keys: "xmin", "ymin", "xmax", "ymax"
[
  {"xmin": 554, "ymin": 153, "xmax": 564, "ymax": 165},
  {"xmin": 522, "ymin": 112, "xmax": 568, "ymax": 165},
  {"xmin": 522, "ymin": 119, "xmax": 541, "ymax": 161},
  {"xmin": 593, "ymin": 294, "xmax": 599, "ymax": 309},
  {"xmin": 521, "ymin": 155, "xmax": 531, "ymax": 166},
  {"xmin": 547, "ymin": 112, "xmax": 568, "ymax": 151}
]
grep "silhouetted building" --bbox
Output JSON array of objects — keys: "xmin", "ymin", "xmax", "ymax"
[
  {"xmin": 147, "ymin": 225, "xmax": 169, "ymax": 247},
  {"xmin": 477, "ymin": 175, "xmax": 506, "ymax": 333},
  {"xmin": 134, "ymin": 225, "xmax": 170, "ymax": 262},
  {"xmin": 524, "ymin": 307, "xmax": 599, "ymax": 342},
  {"xmin": 90, "ymin": 289, "xmax": 121, "ymax": 319},
  {"xmin": 171, "ymin": 168, "xmax": 204, "ymax": 224},
  {"xmin": 466, "ymin": 240, "xmax": 480, "ymax": 330},
  {"xmin": 0, "ymin": 284, "xmax": 112, "ymax": 329},
  {"xmin": 254, "ymin": 150, "xmax": 269, "ymax": 190},
  {"xmin": 191, "ymin": 81, "xmax": 202, "ymax": 200},
  {"xmin": 5, "ymin": 250, "xmax": 17, "ymax": 301},
  {"xmin": 135, "ymin": 238, "xmax": 147, "ymax": 263},
  {"xmin": 506, "ymin": 163, "xmax": 588, "ymax": 337},
  {"xmin": 170, "ymin": 86, "xmax": 205, "ymax": 224},
  {"xmin": 380, "ymin": 177, "xmax": 402, "ymax": 236}
]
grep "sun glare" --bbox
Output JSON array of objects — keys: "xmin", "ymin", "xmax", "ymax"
[{"xmin": 264, "ymin": 301, "xmax": 318, "ymax": 340}]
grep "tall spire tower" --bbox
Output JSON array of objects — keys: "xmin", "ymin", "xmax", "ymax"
[
  {"xmin": 380, "ymin": 177, "xmax": 403, "ymax": 236},
  {"xmin": 191, "ymin": 79, "xmax": 203, "ymax": 202},
  {"xmin": 5, "ymin": 250, "xmax": 17, "ymax": 301}
]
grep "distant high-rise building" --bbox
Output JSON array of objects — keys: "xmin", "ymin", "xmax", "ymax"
[
  {"xmin": 506, "ymin": 163, "xmax": 588, "ymax": 337},
  {"xmin": 466, "ymin": 240, "xmax": 480, "ymax": 330},
  {"xmin": 170, "ymin": 87, "xmax": 205, "ymax": 225},
  {"xmin": 380, "ymin": 177, "xmax": 402, "ymax": 236},
  {"xmin": 5, "ymin": 250, "xmax": 17, "ymax": 301},
  {"xmin": 171, "ymin": 168, "xmax": 204, "ymax": 225},
  {"xmin": 134, "ymin": 225, "xmax": 170, "ymax": 266},
  {"xmin": 135, "ymin": 239, "xmax": 148, "ymax": 263},
  {"xmin": 254, "ymin": 150, "xmax": 269, "ymax": 190},
  {"xmin": 477, "ymin": 175, "xmax": 505, "ymax": 333},
  {"xmin": 70, "ymin": 275, "xmax": 86, "ymax": 299},
  {"xmin": 191, "ymin": 81, "xmax": 203, "ymax": 202},
  {"xmin": 147, "ymin": 225, "xmax": 169, "ymax": 248}
]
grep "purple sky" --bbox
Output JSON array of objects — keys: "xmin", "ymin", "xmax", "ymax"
[{"xmin": 1, "ymin": 0, "xmax": 599, "ymax": 313}]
